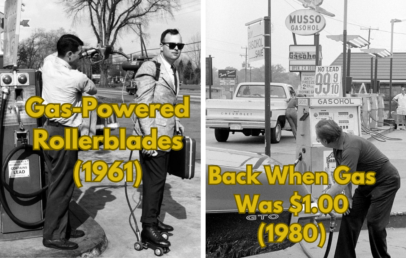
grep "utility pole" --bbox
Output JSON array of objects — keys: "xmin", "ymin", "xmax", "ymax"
[
  {"xmin": 241, "ymin": 47, "xmax": 248, "ymax": 82},
  {"xmin": 360, "ymin": 27, "xmax": 379, "ymax": 49}
]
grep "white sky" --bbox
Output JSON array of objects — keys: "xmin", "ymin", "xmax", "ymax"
[
  {"xmin": 206, "ymin": 0, "xmax": 406, "ymax": 70},
  {"xmin": 0, "ymin": 0, "xmax": 200, "ymax": 57}
]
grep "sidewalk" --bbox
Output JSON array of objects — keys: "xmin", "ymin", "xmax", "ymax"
[
  {"xmin": 75, "ymin": 149, "xmax": 202, "ymax": 258},
  {"xmin": 0, "ymin": 148, "xmax": 201, "ymax": 258}
]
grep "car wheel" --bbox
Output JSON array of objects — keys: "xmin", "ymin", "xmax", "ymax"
[
  {"xmin": 271, "ymin": 121, "xmax": 281, "ymax": 143},
  {"xmin": 214, "ymin": 129, "xmax": 230, "ymax": 142}
]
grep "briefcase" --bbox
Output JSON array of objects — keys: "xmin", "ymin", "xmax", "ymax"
[{"xmin": 168, "ymin": 136, "xmax": 196, "ymax": 179}]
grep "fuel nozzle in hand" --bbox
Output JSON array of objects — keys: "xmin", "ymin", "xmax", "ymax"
[{"xmin": 80, "ymin": 45, "xmax": 114, "ymax": 64}]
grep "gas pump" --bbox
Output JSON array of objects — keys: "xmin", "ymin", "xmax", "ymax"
[
  {"xmin": 295, "ymin": 97, "xmax": 362, "ymax": 197},
  {"xmin": 0, "ymin": 68, "xmax": 46, "ymax": 240}
]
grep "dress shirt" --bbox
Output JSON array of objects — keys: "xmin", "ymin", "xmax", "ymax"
[
  {"xmin": 41, "ymin": 53, "xmax": 97, "ymax": 127},
  {"xmin": 159, "ymin": 54, "xmax": 177, "ymax": 94}
]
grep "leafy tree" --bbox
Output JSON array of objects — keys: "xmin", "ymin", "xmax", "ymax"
[
  {"xmin": 183, "ymin": 60, "xmax": 194, "ymax": 83},
  {"xmin": 212, "ymin": 64, "xmax": 300, "ymax": 88},
  {"xmin": 177, "ymin": 59, "xmax": 184, "ymax": 83},
  {"xmin": 194, "ymin": 67, "xmax": 200, "ymax": 84},
  {"xmin": 60, "ymin": 0, "xmax": 180, "ymax": 87},
  {"xmin": 184, "ymin": 32, "xmax": 200, "ymax": 82}
]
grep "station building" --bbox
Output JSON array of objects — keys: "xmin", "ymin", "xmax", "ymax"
[{"xmin": 331, "ymin": 52, "xmax": 406, "ymax": 110}]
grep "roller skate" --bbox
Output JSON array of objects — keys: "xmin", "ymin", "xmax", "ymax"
[
  {"xmin": 157, "ymin": 219, "xmax": 173, "ymax": 240},
  {"xmin": 134, "ymin": 225, "xmax": 170, "ymax": 256}
]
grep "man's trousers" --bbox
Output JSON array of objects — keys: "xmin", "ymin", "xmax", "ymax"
[
  {"xmin": 42, "ymin": 124, "xmax": 78, "ymax": 240},
  {"xmin": 334, "ymin": 164, "xmax": 400, "ymax": 258},
  {"xmin": 139, "ymin": 150, "xmax": 169, "ymax": 224}
]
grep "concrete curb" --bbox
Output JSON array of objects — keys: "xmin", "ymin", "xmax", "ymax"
[{"xmin": 0, "ymin": 201, "xmax": 108, "ymax": 258}]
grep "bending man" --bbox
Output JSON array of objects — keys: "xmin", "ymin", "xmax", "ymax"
[{"xmin": 315, "ymin": 119, "xmax": 400, "ymax": 258}]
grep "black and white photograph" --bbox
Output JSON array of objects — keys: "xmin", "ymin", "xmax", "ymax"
[{"xmin": 206, "ymin": 1, "xmax": 406, "ymax": 257}]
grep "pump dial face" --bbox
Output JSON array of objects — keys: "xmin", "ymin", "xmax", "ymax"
[
  {"xmin": 18, "ymin": 74, "xmax": 28, "ymax": 84},
  {"xmin": 2, "ymin": 75, "xmax": 12, "ymax": 85}
]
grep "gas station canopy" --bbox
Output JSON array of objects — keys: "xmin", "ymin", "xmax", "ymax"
[
  {"xmin": 360, "ymin": 48, "xmax": 392, "ymax": 58},
  {"xmin": 326, "ymin": 35, "xmax": 370, "ymax": 48}
]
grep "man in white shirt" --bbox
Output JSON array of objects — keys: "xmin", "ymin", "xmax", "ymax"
[
  {"xmin": 41, "ymin": 34, "xmax": 97, "ymax": 250},
  {"xmin": 392, "ymin": 87, "xmax": 406, "ymax": 130}
]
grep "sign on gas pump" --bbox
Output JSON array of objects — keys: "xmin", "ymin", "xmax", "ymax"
[{"xmin": 314, "ymin": 65, "xmax": 342, "ymax": 97}]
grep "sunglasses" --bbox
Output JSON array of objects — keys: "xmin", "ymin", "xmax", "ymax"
[{"xmin": 162, "ymin": 42, "xmax": 185, "ymax": 50}]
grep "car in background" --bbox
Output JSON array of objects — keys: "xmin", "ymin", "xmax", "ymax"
[{"xmin": 206, "ymin": 83, "xmax": 296, "ymax": 144}]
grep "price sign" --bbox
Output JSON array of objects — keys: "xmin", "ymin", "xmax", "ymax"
[
  {"xmin": 314, "ymin": 66, "xmax": 342, "ymax": 97},
  {"xmin": 298, "ymin": 72, "xmax": 315, "ymax": 96}
]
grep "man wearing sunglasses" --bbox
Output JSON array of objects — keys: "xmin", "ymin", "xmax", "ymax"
[{"xmin": 132, "ymin": 28, "xmax": 185, "ymax": 249}]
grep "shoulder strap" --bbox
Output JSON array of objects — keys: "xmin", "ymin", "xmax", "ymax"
[{"xmin": 152, "ymin": 61, "xmax": 161, "ymax": 81}]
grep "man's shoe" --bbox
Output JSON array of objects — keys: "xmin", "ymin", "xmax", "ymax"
[
  {"xmin": 43, "ymin": 239, "xmax": 78, "ymax": 250},
  {"xmin": 157, "ymin": 220, "xmax": 174, "ymax": 232},
  {"xmin": 69, "ymin": 229, "xmax": 85, "ymax": 238},
  {"xmin": 141, "ymin": 226, "xmax": 171, "ymax": 247}
]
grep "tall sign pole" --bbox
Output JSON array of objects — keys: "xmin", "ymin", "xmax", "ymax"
[
  {"xmin": 206, "ymin": 55, "xmax": 213, "ymax": 99},
  {"xmin": 264, "ymin": 1, "xmax": 271, "ymax": 156},
  {"xmin": 342, "ymin": 0, "xmax": 348, "ymax": 96},
  {"xmin": 4, "ymin": 0, "xmax": 22, "ymax": 68}
]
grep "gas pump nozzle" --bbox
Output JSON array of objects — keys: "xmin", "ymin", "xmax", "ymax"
[
  {"xmin": 294, "ymin": 152, "xmax": 303, "ymax": 166},
  {"xmin": 1, "ymin": 87, "xmax": 10, "ymax": 100},
  {"xmin": 80, "ymin": 45, "xmax": 115, "ymax": 64}
]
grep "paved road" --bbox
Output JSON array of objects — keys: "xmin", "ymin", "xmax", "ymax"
[
  {"xmin": 96, "ymin": 88, "xmax": 201, "ymax": 103},
  {"xmin": 206, "ymin": 127, "xmax": 296, "ymax": 164}
]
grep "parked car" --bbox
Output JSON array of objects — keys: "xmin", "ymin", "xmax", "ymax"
[
  {"xmin": 206, "ymin": 147, "xmax": 320, "ymax": 257},
  {"xmin": 206, "ymin": 83, "xmax": 296, "ymax": 144}
]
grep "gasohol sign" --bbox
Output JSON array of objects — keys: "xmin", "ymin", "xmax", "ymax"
[{"xmin": 285, "ymin": 9, "xmax": 326, "ymax": 36}]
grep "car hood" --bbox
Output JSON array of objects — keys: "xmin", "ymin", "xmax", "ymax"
[{"xmin": 206, "ymin": 147, "xmax": 312, "ymax": 212}]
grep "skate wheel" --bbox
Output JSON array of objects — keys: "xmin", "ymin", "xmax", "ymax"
[
  {"xmin": 163, "ymin": 247, "xmax": 169, "ymax": 254},
  {"xmin": 154, "ymin": 247, "xmax": 163, "ymax": 256},
  {"xmin": 134, "ymin": 242, "xmax": 142, "ymax": 251},
  {"xmin": 161, "ymin": 232, "xmax": 169, "ymax": 240}
]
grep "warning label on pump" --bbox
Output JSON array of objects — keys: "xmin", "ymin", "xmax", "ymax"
[{"xmin": 8, "ymin": 159, "xmax": 30, "ymax": 178}]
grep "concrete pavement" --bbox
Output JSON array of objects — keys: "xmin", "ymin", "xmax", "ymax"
[
  {"xmin": 75, "ymin": 148, "xmax": 201, "ymax": 258},
  {"xmin": 0, "ymin": 148, "xmax": 201, "ymax": 258}
]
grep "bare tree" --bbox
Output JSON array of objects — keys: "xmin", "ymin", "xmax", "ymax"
[
  {"xmin": 184, "ymin": 32, "xmax": 200, "ymax": 70},
  {"xmin": 18, "ymin": 28, "xmax": 71, "ymax": 69},
  {"xmin": 60, "ymin": 0, "xmax": 180, "ymax": 87}
]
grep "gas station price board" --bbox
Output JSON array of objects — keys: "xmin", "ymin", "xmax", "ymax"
[{"xmin": 314, "ymin": 66, "xmax": 342, "ymax": 97}]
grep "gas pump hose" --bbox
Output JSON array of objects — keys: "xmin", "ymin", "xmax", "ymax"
[
  {"xmin": 0, "ymin": 90, "xmax": 65, "ymax": 228},
  {"xmin": 295, "ymin": 153, "xmax": 337, "ymax": 258},
  {"xmin": 0, "ymin": 91, "xmax": 46, "ymax": 227}
]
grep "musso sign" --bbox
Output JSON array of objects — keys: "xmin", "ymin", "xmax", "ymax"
[{"xmin": 285, "ymin": 9, "xmax": 326, "ymax": 36}]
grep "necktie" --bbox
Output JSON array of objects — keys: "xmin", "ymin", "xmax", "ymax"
[{"xmin": 171, "ymin": 65, "xmax": 178, "ymax": 93}]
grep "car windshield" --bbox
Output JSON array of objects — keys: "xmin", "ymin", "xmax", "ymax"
[{"xmin": 236, "ymin": 85, "xmax": 287, "ymax": 98}]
